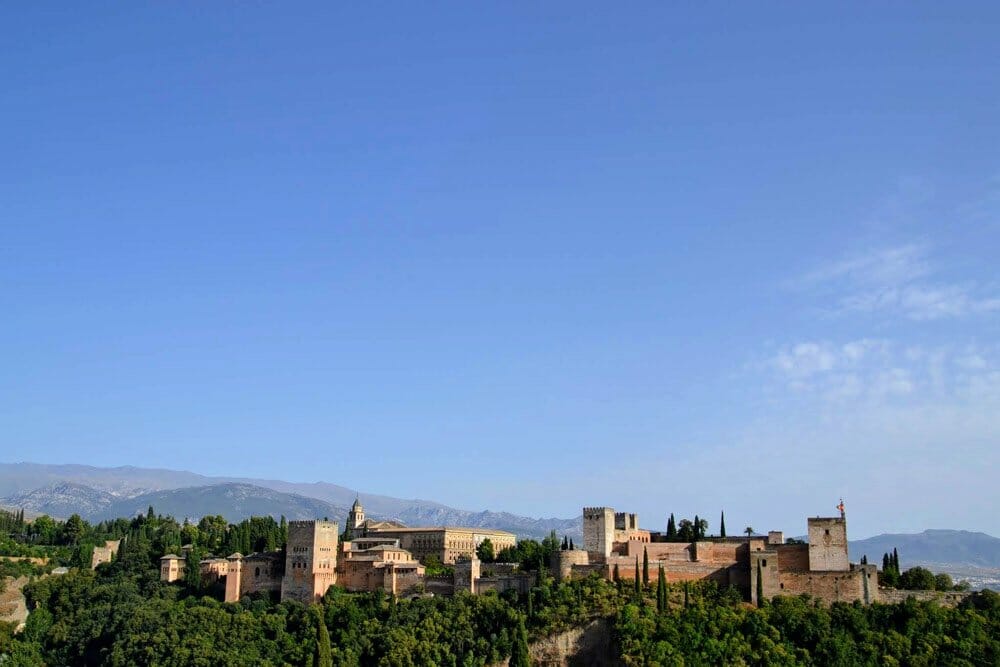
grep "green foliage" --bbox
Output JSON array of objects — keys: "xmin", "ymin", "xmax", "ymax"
[
  {"xmin": 496, "ymin": 535, "xmax": 560, "ymax": 572},
  {"xmin": 314, "ymin": 605, "xmax": 333, "ymax": 667},
  {"xmin": 509, "ymin": 615, "xmax": 531, "ymax": 667},
  {"xmin": 476, "ymin": 537, "xmax": 495, "ymax": 563},
  {"xmin": 5, "ymin": 506, "xmax": 996, "ymax": 667},
  {"xmin": 656, "ymin": 566, "xmax": 666, "ymax": 613},
  {"xmin": 184, "ymin": 546, "xmax": 205, "ymax": 590},
  {"xmin": 422, "ymin": 554, "xmax": 453, "ymax": 576},
  {"xmin": 898, "ymin": 566, "xmax": 936, "ymax": 591},
  {"xmin": 615, "ymin": 587, "xmax": 1000, "ymax": 666}
]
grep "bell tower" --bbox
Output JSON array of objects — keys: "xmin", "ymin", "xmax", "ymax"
[{"xmin": 347, "ymin": 497, "xmax": 365, "ymax": 539}]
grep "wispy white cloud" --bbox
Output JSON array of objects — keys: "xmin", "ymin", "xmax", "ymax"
[
  {"xmin": 798, "ymin": 243, "xmax": 1000, "ymax": 320},
  {"xmin": 766, "ymin": 339, "xmax": 1000, "ymax": 405}
]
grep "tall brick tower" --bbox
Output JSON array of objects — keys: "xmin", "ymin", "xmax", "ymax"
[
  {"xmin": 280, "ymin": 520, "xmax": 339, "ymax": 602},
  {"xmin": 807, "ymin": 517, "xmax": 849, "ymax": 571},
  {"xmin": 582, "ymin": 507, "xmax": 615, "ymax": 561}
]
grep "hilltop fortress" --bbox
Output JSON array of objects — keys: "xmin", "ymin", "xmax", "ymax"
[
  {"xmin": 556, "ymin": 506, "xmax": 878, "ymax": 604},
  {"xmin": 160, "ymin": 498, "xmax": 518, "ymax": 603},
  {"xmin": 159, "ymin": 499, "xmax": 878, "ymax": 606}
]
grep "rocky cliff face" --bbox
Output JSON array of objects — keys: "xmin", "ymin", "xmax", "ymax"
[{"xmin": 494, "ymin": 619, "xmax": 619, "ymax": 667}]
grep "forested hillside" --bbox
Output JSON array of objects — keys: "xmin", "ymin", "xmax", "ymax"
[{"xmin": 2, "ymin": 507, "xmax": 999, "ymax": 666}]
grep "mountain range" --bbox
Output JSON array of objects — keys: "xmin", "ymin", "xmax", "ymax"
[
  {"xmin": 851, "ymin": 529, "xmax": 1000, "ymax": 569},
  {"xmin": 2, "ymin": 463, "xmax": 999, "ymax": 581},
  {"xmin": 0, "ymin": 463, "xmax": 580, "ymax": 539}
]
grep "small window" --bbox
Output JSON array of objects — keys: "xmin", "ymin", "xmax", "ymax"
[
  {"xmin": 761, "ymin": 559, "xmax": 767, "ymax": 567},
  {"xmin": 255, "ymin": 567, "xmax": 260, "ymax": 577},
  {"xmin": 825, "ymin": 529, "xmax": 830, "ymax": 536}
]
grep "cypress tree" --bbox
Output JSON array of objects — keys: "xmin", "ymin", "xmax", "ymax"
[
  {"xmin": 561, "ymin": 536, "xmax": 568, "ymax": 550},
  {"xmin": 720, "ymin": 511, "xmax": 726, "ymax": 538},
  {"xmin": 882, "ymin": 553, "xmax": 890, "ymax": 573},
  {"xmin": 527, "ymin": 589, "xmax": 534, "ymax": 620},
  {"xmin": 509, "ymin": 616, "xmax": 531, "ymax": 667},
  {"xmin": 314, "ymin": 608, "xmax": 332, "ymax": 667},
  {"xmin": 613, "ymin": 563, "xmax": 620, "ymax": 583},
  {"xmin": 694, "ymin": 514, "xmax": 701, "ymax": 540},
  {"xmin": 642, "ymin": 547, "xmax": 650, "ymax": 586},
  {"xmin": 634, "ymin": 557, "xmax": 641, "ymax": 598},
  {"xmin": 569, "ymin": 538, "xmax": 574, "ymax": 550},
  {"xmin": 667, "ymin": 514, "xmax": 677, "ymax": 541},
  {"xmin": 184, "ymin": 547, "xmax": 203, "ymax": 590},
  {"xmin": 892, "ymin": 548, "xmax": 900, "ymax": 574}
]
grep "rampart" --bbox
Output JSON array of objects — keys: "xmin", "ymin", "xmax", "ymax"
[{"xmin": 877, "ymin": 589, "xmax": 973, "ymax": 607}]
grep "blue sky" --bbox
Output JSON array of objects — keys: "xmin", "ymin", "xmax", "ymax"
[{"xmin": 2, "ymin": 3, "xmax": 998, "ymax": 538}]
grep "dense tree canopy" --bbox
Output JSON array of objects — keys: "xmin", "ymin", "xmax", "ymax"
[{"xmin": 2, "ymin": 508, "xmax": 995, "ymax": 666}]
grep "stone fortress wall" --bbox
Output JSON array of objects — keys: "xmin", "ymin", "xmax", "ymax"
[
  {"xmin": 568, "ymin": 506, "xmax": 879, "ymax": 605},
  {"xmin": 159, "ymin": 499, "xmax": 527, "ymax": 602}
]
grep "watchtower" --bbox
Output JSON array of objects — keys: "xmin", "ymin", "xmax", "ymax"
[
  {"xmin": 281, "ymin": 520, "xmax": 339, "ymax": 602},
  {"xmin": 582, "ymin": 507, "xmax": 615, "ymax": 561},
  {"xmin": 807, "ymin": 517, "xmax": 849, "ymax": 571}
]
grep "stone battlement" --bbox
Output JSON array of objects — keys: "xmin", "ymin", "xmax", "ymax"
[{"xmin": 582, "ymin": 507, "xmax": 613, "ymax": 516}]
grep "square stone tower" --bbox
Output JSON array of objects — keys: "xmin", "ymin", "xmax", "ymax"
[
  {"xmin": 281, "ymin": 520, "xmax": 339, "ymax": 603},
  {"xmin": 807, "ymin": 517, "xmax": 849, "ymax": 571},
  {"xmin": 582, "ymin": 507, "xmax": 615, "ymax": 561}
]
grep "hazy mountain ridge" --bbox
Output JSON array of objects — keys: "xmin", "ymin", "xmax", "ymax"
[
  {"xmin": 2, "ymin": 481, "xmax": 344, "ymax": 523},
  {"xmin": 0, "ymin": 463, "xmax": 582, "ymax": 538},
  {"xmin": 850, "ymin": 529, "xmax": 1000, "ymax": 569},
  {"xmin": 3, "ymin": 482, "xmax": 117, "ymax": 519}
]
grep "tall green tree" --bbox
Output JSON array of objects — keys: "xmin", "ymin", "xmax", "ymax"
[
  {"xmin": 476, "ymin": 538, "xmax": 495, "ymax": 563},
  {"xmin": 719, "ymin": 511, "xmax": 726, "ymax": 538},
  {"xmin": 509, "ymin": 616, "xmax": 532, "ymax": 667},
  {"xmin": 184, "ymin": 547, "xmax": 204, "ymax": 590},
  {"xmin": 62, "ymin": 514, "xmax": 86, "ymax": 546},
  {"xmin": 633, "ymin": 557, "xmax": 641, "ymax": 598},
  {"xmin": 677, "ymin": 520, "xmax": 693, "ymax": 542},
  {"xmin": 666, "ymin": 514, "xmax": 677, "ymax": 540},
  {"xmin": 314, "ymin": 607, "xmax": 332, "ymax": 667},
  {"xmin": 642, "ymin": 547, "xmax": 649, "ymax": 586}
]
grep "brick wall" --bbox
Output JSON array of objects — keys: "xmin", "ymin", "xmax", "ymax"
[
  {"xmin": 776, "ymin": 544, "xmax": 809, "ymax": 571},
  {"xmin": 878, "ymin": 589, "xmax": 972, "ymax": 607}
]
